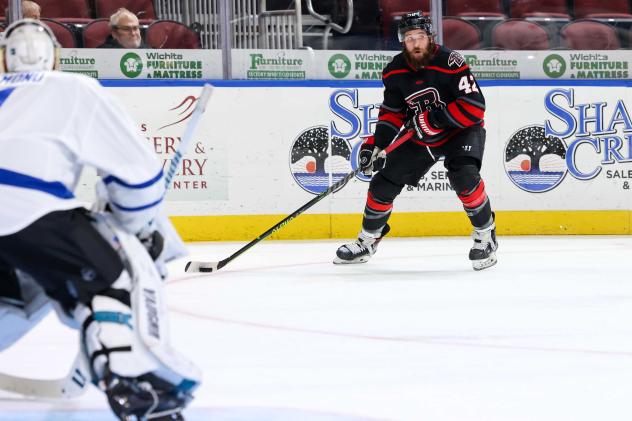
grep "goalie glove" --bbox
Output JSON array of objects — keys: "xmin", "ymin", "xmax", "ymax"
[{"xmin": 359, "ymin": 137, "xmax": 386, "ymax": 176}]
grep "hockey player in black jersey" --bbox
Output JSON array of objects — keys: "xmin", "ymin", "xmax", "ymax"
[{"xmin": 334, "ymin": 11, "xmax": 498, "ymax": 270}]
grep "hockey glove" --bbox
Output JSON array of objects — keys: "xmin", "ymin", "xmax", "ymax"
[
  {"xmin": 411, "ymin": 105, "xmax": 445, "ymax": 140},
  {"xmin": 359, "ymin": 139, "xmax": 386, "ymax": 176}
]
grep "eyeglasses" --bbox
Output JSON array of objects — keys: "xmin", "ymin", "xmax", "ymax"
[
  {"xmin": 403, "ymin": 33, "xmax": 428, "ymax": 43},
  {"xmin": 113, "ymin": 25, "xmax": 140, "ymax": 33}
]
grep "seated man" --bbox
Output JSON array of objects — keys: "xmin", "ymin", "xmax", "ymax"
[{"xmin": 99, "ymin": 7, "xmax": 147, "ymax": 48}]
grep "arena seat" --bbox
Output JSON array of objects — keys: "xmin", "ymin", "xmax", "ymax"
[
  {"xmin": 41, "ymin": 18, "xmax": 78, "ymax": 48},
  {"xmin": 509, "ymin": 0, "xmax": 571, "ymax": 19},
  {"xmin": 145, "ymin": 20, "xmax": 200, "ymax": 49},
  {"xmin": 491, "ymin": 19, "xmax": 551, "ymax": 49},
  {"xmin": 561, "ymin": 20, "xmax": 621, "ymax": 49},
  {"xmin": 37, "ymin": 0, "xmax": 92, "ymax": 24},
  {"xmin": 442, "ymin": 17, "xmax": 481, "ymax": 49},
  {"xmin": 446, "ymin": 0, "xmax": 505, "ymax": 17},
  {"xmin": 82, "ymin": 18, "xmax": 111, "ymax": 48},
  {"xmin": 0, "ymin": 0, "xmax": 7, "ymax": 22},
  {"xmin": 94, "ymin": 0, "xmax": 156, "ymax": 24},
  {"xmin": 573, "ymin": 0, "xmax": 632, "ymax": 19},
  {"xmin": 378, "ymin": 0, "xmax": 430, "ymax": 38}
]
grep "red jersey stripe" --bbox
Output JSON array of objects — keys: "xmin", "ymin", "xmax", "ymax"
[
  {"xmin": 379, "ymin": 112, "xmax": 404, "ymax": 127},
  {"xmin": 424, "ymin": 65, "xmax": 469, "ymax": 74},
  {"xmin": 457, "ymin": 99, "xmax": 485, "ymax": 120},
  {"xmin": 383, "ymin": 69, "xmax": 410, "ymax": 79},
  {"xmin": 447, "ymin": 102, "xmax": 475, "ymax": 127}
]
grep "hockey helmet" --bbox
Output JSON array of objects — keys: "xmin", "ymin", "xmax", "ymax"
[
  {"xmin": 0, "ymin": 19, "xmax": 60, "ymax": 73},
  {"xmin": 397, "ymin": 11, "xmax": 433, "ymax": 42}
]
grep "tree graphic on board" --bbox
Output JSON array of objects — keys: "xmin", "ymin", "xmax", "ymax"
[
  {"xmin": 505, "ymin": 126, "xmax": 565, "ymax": 172},
  {"xmin": 291, "ymin": 126, "xmax": 350, "ymax": 173}
]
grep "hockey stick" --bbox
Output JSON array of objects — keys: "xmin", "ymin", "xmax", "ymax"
[
  {"xmin": 0, "ymin": 352, "xmax": 90, "ymax": 399},
  {"xmin": 185, "ymin": 130, "xmax": 414, "ymax": 273},
  {"xmin": 165, "ymin": 83, "xmax": 214, "ymax": 187},
  {"xmin": 0, "ymin": 85, "xmax": 214, "ymax": 400}
]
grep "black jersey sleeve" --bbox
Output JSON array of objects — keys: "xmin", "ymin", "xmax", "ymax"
[
  {"xmin": 369, "ymin": 66, "xmax": 406, "ymax": 149},
  {"xmin": 429, "ymin": 52, "xmax": 485, "ymax": 130}
]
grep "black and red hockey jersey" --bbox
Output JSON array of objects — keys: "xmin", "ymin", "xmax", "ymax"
[{"xmin": 369, "ymin": 44, "xmax": 485, "ymax": 149}]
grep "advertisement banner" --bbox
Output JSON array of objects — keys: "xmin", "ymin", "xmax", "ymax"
[
  {"xmin": 60, "ymin": 49, "xmax": 632, "ymax": 80},
  {"xmin": 71, "ymin": 80, "xmax": 632, "ymax": 238},
  {"xmin": 59, "ymin": 49, "xmax": 222, "ymax": 79}
]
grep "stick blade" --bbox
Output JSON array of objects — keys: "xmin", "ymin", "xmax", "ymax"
[{"xmin": 185, "ymin": 261, "xmax": 220, "ymax": 273}]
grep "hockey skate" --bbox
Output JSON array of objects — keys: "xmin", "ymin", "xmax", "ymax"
[
  {"xmin": 334, "ymin": 224, "xmax": 390, "ymax": 264},
  {"xmin": 469, "ymin": 221, "xmax": 498, "ymax": 271}
]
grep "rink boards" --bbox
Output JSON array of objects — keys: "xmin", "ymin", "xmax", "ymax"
[{"xmin": 77, "ymin": 79, "xmax": 632, "ymax": 240}]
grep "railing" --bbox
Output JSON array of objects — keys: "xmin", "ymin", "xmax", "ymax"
[{"xmin": 153, "ymin": 0, "xmax": 353, "ymax": 50}]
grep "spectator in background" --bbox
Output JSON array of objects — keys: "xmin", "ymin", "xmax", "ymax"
[
  {"xmin": 98, "ymin": 7, "xmax": 147, "ymax": 48},
  {"xmin": 3, "ymin": 0, "xmax": 40, "ymax": 21},
  {"xmin": 22, "ymin": 1, "xmax": 40, "ymax": 20}
]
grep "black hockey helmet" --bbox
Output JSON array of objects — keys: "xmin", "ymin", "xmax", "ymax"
[{"xmin": 397, "ymin": 11, "xmax": 433, "ymax": 42}]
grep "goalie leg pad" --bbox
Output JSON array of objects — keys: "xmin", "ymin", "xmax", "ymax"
[{"xmin": 78, "ymin": 214, "xmax": 201, "ymax": 420}]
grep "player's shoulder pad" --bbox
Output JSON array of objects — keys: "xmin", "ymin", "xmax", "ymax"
[
  {"xmin": 432, "ymin": 46, "xmax": 468, "ymax": 71},
  {"xmin": 382, "ymin": 53, "xmax": 409, "ymax": 80}
]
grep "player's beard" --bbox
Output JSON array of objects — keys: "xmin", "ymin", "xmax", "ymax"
[{"xmin": 404, "ymin": 42, "xmax": 434, "ymax": 69}]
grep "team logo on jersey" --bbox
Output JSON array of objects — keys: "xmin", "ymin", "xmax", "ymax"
[
  {"xmin": 448, "ymin": 51, "xmax": 465, "ymax": 68},
  {"xmin": 504, "ymin": 125, "xmax": 567, "ymax": 193},
  {"xmin": 289, "ymin": 126, "xmax": 352, "ymax": 194}
]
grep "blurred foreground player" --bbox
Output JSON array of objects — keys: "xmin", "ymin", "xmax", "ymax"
[
  {"xmin": 0, "ymin": 20, "xmax": 200, "ymax": 420},
  {"xmin": 334, "ymin": 11, "xmax": 497, "ymax": 270}
]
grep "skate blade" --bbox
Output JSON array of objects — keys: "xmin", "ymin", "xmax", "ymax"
[
  {"xmin": 472, "ymin": 253, "xmax": 497, "ymax": 271},
  {"xmin": 333, "ymin": 256, "xmax": 370, "ymax": 264}
]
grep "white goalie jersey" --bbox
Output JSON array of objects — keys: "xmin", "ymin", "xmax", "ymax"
[{"xmin": 0, "ymin": 71, "xmax": 164, "ymax": 235}]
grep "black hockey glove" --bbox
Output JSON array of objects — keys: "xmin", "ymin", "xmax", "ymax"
[
  {"xmin": 136, "ymin": 226, "xmax": 165, "ymax": 261},
  {"xmin": 359, "ymin": 139, "xmax": 385, "ymax": 176}
]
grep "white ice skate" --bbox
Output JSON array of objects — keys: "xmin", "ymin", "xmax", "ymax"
[
  {"xmin": 334, "ymin": 224, "xmax": 390, "ymax": 264},
  {"xmin": 469, "ymin": 221, "xmax": 498, "ymax": 271}
]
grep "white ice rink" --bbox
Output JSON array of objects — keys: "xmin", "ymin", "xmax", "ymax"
[{"xmin": 1, "ymin": 235, "xmax": 632, "ymax": 421}]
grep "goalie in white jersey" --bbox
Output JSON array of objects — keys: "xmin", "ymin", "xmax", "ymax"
[{"xmin": 0, "ymin": 20, "xmax": 200, "ymax": 420}]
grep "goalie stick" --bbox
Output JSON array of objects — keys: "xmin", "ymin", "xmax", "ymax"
[
  {"xmin": 0, "ymin": 353, "xmax": 89, "ymax": 399},
  {"xmin": 185, "ymin": 130, "xmax": 414, "ymax": 273},
  {"xmin": 0, "ymin": 84, "xmax": 214, "ymax": 400}
]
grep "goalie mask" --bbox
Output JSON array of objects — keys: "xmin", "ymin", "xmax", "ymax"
[
  {"xmin": 397, "ymin": 11, "xmax": 434, "ymax": 42},
  {"xmin": 0, "ymin": 19, "xmax": 60, "ymax": 73}
]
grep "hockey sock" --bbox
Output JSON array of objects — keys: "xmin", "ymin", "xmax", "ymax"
[
  {"xmin": 457, "ymin": 179, "xmax": 493, "ymax": 228},
  {"xmin": 362, "ymin": 191, "xmax": 393, "ymax": 236}
]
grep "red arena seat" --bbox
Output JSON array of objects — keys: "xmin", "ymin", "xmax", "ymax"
[
  {"xmin": 509, "ymin": 0, "xmax": 571, "ymax": 19},
  {"xmin": 446, "ymin": 0, "xmax": 505, "ymax": 17},
  {"xmin": 41, "ymin": 18, "xmax": 77, "ymax": 48},
  {"xmin": 94, "ymin": 0, "xmax": 157, "ymax": 24},
  {"xmin": 491, "ymin": 19, "xmax": 551, "ymax": 49},
  {"xmin": 573, "ymin": 0, "xmax": 632, "ymax": 19},
  {"xmin": 378, "ymin": 0, "xmax": 430, "ymax": 38},
  {"xmin": 561, "ymin": 20, "xmax": 621, "ymax": 49},
  {"xmin": 37, "ymin": 0, "xmax": 92, "ymax": 24},
  {"xmin": 145, "ymin": 20, "xmax": 200, "ymax": 49},
  {"xmin": 442, "ymin": 17, "xmax": 481, "ymax": 49},
  {"xmin": 82, "ymin": 18, "xmax": 111, "ymax": 48}
]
